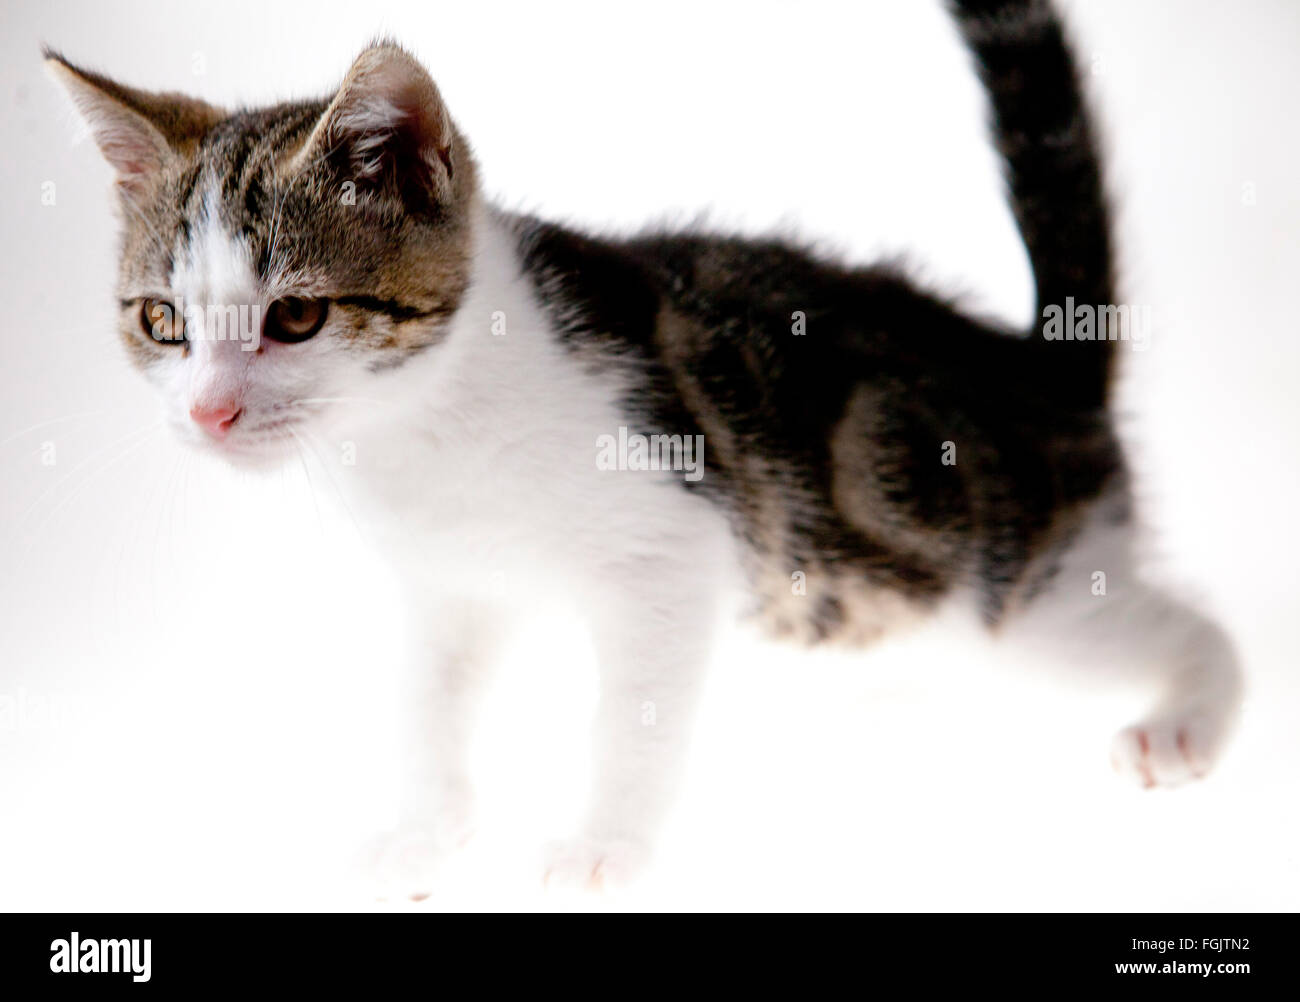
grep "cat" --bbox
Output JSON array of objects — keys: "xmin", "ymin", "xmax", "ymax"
[{"xmin": 46, "ymin": 0, "xmax": 1241, "ymax": 895}]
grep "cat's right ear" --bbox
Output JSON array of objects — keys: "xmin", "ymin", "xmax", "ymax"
[
  {"xmin": 290, "ymin": 42, "xmax": 459, "ymax": 214},
  {"xmin": 43, "ymin": 48, "xmax": 224, "ymax": 196}
]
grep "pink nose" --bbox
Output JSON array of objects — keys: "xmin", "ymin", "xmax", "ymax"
[{"xmin": 189, "ymin": 403, "xmax": 242, "ymax": 439}]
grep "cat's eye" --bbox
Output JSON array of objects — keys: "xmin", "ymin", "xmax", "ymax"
[
  {"xmin": 140, "ymin": 297, "xmax": 184, "ymax": 344},
  {"xmin": 264, "ymin": 297, "xmax": 328, "ymax": 344}
]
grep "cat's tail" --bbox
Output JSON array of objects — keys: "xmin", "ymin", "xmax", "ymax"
[{"xmin": 949, "ymin": 0, "xmax": 1117, "ymax": 409}]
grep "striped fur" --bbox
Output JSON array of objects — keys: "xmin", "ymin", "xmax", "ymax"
[{"xmin": 47, "ymin": 4, "xmax": 1242, "ymax": 890}]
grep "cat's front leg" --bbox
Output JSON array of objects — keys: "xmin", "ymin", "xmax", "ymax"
[
  {"xmin": 545, "ymin": 556, "xmax": 720, "ymax": 891},
  {"xmin": 361, "ymin": 596, "xmax": 505, "ymax": 900}
]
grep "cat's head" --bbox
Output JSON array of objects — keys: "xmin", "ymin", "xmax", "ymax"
[{"xmin": 46, "ymin": 42, "xmax": 479, "ymax": 465}]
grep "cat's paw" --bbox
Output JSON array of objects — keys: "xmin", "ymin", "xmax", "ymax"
[
  {"xmin": 355, "ymin": 802, "xmax": 475, "ymax": 902},
  {"xmin": 542, "ymin": 836, "xmax": 648, "ymax": 893},
  {"xmin": 1111, "ymin": 712, "xmax": 1224, "ymax": 788}
]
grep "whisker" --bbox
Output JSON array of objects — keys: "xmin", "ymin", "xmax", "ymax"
[
  {"xmin": 149, "ymin": 451, "xmax": 186, "ymax": 626},
  {"xmin": 281, "ymin": 427, "xmax": 324, "ymax": 536},
  {"xmin": 289, "ymin": 396, "xmax": 434, "ymax": 435},
  {"xmin": 294, "ymin": 427, "xmax": 368, "ymax": 545},
  {"xmin": 0, "ymin": 407, "xmax": 138, "ymax": 450},
  {"xmin": 7, "ymin": 420, "xmax": 164, "ymax": 544},
  {"xmin": 267, "ymin": 184, "xmax": 284, "ymax": 276},
  {"xmin": 16, "ymin": 424, "xmax": 166, "ymax": 556},
  {"xmin": 294, "ymin": 396, "xmax": 402, "ymax": 406}
]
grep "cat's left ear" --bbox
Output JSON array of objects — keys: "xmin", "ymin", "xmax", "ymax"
[
  {"xmin": 293, "ymin": 42, "xmax": 457, "ymax": 212},
  {"xmin": 43, "ymin": 48, "xmax": 225, "ymax": 196}
]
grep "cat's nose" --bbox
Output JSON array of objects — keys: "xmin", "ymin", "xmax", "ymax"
[{"xmin": 190, "ymin": 402, "xmax": 242, "ymax": 439}]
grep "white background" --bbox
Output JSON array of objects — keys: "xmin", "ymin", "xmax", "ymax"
[{"xmin": 1, "ymin": 0, "xmax": 1297, "ymax": 910}]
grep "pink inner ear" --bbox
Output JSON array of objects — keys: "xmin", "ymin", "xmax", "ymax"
[
  {"xmin": 63, "ymin": 94, "xmax": 166, "ymax": 186},
  {"xmin": 94, "ymin": 121, "xmax": 165, "ymax": 186},
  {"xmin": 106, "ymin": 147, "xmax": 156, "ymax": 182},
  {"xmin": 47, "ymin": 57, "xmax": 181, "ymax": 190}
]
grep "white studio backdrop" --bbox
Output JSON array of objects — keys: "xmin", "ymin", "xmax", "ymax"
[{"xmin": 0, "ymin": 0, "xmax": 1297, "ymax": 910}]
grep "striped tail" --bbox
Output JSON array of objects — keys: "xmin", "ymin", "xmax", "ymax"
[{"xmin": 950, "ymin": 0, "xmax": 1117, "ymax": 409}]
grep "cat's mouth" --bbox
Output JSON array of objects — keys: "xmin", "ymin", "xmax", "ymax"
[{"xmin": 184, "ymin": 411, "xmax": 314, "ymax": 468}]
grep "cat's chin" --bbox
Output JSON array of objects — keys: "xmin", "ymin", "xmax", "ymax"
[{"xmin": 188, "ymin": 431, "xmax": 302, "ymax": 472}]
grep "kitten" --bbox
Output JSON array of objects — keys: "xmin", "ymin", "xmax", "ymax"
[{"xmin": 47, "ymin": 0, "xmax": 1241, "ymax": 895}]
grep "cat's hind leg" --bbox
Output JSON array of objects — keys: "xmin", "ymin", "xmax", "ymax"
[
  {"xmin": 1000, "ymin": 498, "xmax": 1243, "ymax": 788},
  {"xmin": 1099, "ymin": 588, "xmax": 1243, "ymax": 787}
]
